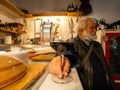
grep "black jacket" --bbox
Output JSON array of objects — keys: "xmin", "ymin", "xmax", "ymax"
[{"xmin": 65, "ymin": 35, "xmax": 115, "ymax": 90}]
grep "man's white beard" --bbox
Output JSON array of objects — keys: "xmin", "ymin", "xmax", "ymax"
[{"xmin": 83, "ymin": 30, "xmax": 97, "ymax": 41}]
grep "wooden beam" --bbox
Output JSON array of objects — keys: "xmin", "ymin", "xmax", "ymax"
[{"xmin": 0, "ymin": 0, "xmax": 25, "ymax": 16}]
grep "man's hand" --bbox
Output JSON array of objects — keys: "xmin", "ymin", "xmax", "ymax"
[{"xmin": 49, "ymin": 56, "xmax": 70, "ymax": 79}]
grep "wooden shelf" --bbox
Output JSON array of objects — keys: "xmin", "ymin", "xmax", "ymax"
[
  {"xmin": 0, "ymin": 0, "xmax": 82, "ymax": 18},
  {"xmin": 0, "ymin": 0, "xmax": 25, "ymax": 18},
  {"xmin": 25, "ymin": 12, "xmax": 82, "ymax": 18},
  {"xmin": 33, "ymin": 12, "xmax": 82, "ymax": 16},
  {"xmin": 0, "ymin": 28, "xmax": 20, "ymax": 35}
]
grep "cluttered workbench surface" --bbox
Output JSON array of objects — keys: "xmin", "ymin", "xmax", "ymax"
[{"xmin": 20, "ymin": 45, "xmax": 56, "ymax": 61}]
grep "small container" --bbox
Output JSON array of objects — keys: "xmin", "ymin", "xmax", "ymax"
[{"xmin": 4, "ymin": 35, "xmax": 12, "ymax": 44}]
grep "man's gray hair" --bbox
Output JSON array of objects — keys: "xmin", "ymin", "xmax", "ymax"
[{"xmin": 75, "ymin": 17, "xmax": 97, "ymax": 35}]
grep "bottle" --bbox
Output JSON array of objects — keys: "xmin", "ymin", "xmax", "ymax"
[
  {"xmin": 98, "ymin": 19, "xmax": 104, "ymax": 30},
  {"xmin": 118, "ymin": 20, "xmax": 120, "ymax": 29},
  {"xmin": 116, "ymin": 20, "xmax": 120, "ymax": 29},
  {"xmin": 71, "ymin": 3, "xmax": 75, "ymax": 12},
  {"xmin": 75, "ymin": 4, "xmax": 79, "ymax": 12},
  {"xmin": 67, "ymin": 4, "xmax": 71, "ymax": 12},
  {"xmin": 114, "ymin": 21, "xmax": 117, "ymax": 29}
]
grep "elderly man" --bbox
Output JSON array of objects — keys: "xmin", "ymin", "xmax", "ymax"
[{"xmin": 49, "ymin": 17, "xmax": 115, "ymax": 90}]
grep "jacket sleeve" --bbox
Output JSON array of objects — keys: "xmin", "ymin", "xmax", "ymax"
[{"xmin": 64, "ymin": 43, "xmax": 80, "ymax": 68}]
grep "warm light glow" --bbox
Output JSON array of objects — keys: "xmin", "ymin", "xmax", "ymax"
[
  {"xmin": 0, "ymin": 51, "xmax": 6, "ymax": 54},
  {"xmin": 34, "ymin": 16, "xmax": 77, "ymax": 42}
]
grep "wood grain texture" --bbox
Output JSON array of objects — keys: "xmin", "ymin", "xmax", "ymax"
[
  {"xmin": 0, "ymin": 55, "xmax": 28, "ymax": 88},
  {"xmin": 2, "ymin": 63, "xmax": 47, "ymax": 90},
  {"xmin": 29, "ymin": 53, "xmax": 55, "ymax": 61}
]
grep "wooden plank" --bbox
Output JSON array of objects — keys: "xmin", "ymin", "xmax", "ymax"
[
  {"xmin": 25, "ymin": 12, "xmax": 82, "ymax": 18},
  {"xmin": 32, "ymin": 12, "xmax": 82, "ymax": 16},
  {"xmin": 2, "ymin": 63, "xmax": 47, "ymax": 90},
  {"xmin": 29, "ymin": 53, "xmax": 55, "ymax": 61},
  {"xmin": 0, "ymin": 0, "xmax": 25, "ymax": 16}
]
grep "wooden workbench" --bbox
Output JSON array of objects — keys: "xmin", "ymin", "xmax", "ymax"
[
  {"xmin": 29, "ymin": 52, "xmax": 55, "ymax": 61},
  {"xmin": 2, "ymin": 63, "xmax": 47, "ymax": 90}
]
